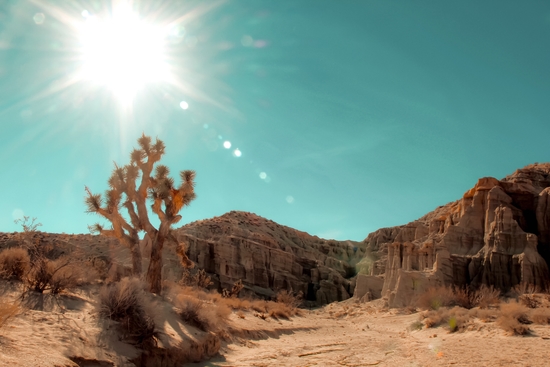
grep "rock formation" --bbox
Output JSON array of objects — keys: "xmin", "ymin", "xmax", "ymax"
[
  {"xmin": 359, "ymin": 163, "xmax": 550, "ymax": 307},
  {"xmin": 174, "ymin": 211, "xmax": 366, "ymax": 305}
]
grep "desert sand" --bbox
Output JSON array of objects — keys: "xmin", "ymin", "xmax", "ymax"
[
  {"xmin": 4, "ymin": 286, "xmax": 547, "ymax": 367},
  {"xmin": 205, "ymin": 299, "xmax": 550, "ymax": 367}
]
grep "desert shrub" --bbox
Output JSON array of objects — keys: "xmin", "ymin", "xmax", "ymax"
[
  {"xmin": 267, "ymin": 302, "xmax": 293, "ymax": 319},
  {"xmin": 471, "ymin": 308, "xmax": 497, "ymax": 322},
  {"xmin": 409, "ymin": 320, "xmax": 424, "ymax": 331},
  {"xmin": 513, "ymin": 283, "xmax": 541, "ymax": 308},
  {"xmin": 99, "ymin": 277, "xmax": 155, "ymax": 345},
  {"xmin": 24, "ymin": 256, "xmax": 84, "ymax": 294},
  {"xmin": 251, "ymin": 300, "xmax": 268, "ymax": 313},
  {"xmin": 222, "ymin": 279, "xmax": 244, "ymax": 298},
  {"xmin": 49, "ymin": 260, "xmax": 86, "ymax": 294},
  {"xmin": 472, "ymin": 285, "xmax": 500, "ymax": 309},
  {"xmin": 452, "ymin": 287, "xmax": 473, "ymax": 309},
  {"xmin": 497, "ymin": 301, "xmax": 531, "ymax": 335},
  {"xmin": 0, "ymin": 247, "xmax": 30, "ymax": 281},
  {"xmin": 180, "ymin": 269, "xmax": 213, "ymax": 289},
  {"xmin": 217, "ymin": 297, "xmax": 252, "ymax": 310},
  {"xmin": 174, "ymin": 294, "xmax": 230, "ymax": 332},
  {"xmin": 0, "ymin": 300, "xmax": 19, "ymax": 329},
  {"xmin": 420, "ymin": 306, "xmax": 471, "ymax": 332},
  {"xmin": 415, "ymin": 286, "xmax": 456, "ymax": 310},
  {"xmin": 529, "ymin": 307, "xmax": 550, "ymax": 324},
  {"xmin": 276, "ymin": 289, "xmax": 303, "ymax": 309}
]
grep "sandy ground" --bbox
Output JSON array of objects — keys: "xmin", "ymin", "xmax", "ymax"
[
  {"xmin": 199, "ymin": 300, "xmax": 550, "ymax": 367},
  {"xmin": 3, "ymin": 290, "xmax": 550, "ymax": 367}
]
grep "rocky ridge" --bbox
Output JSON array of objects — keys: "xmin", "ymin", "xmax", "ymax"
[
  {"xmin": 358, "ymin": 163, "xmax": 550, "ymax": 307},
  {"xmin": 174, "ymin": 211, "xmax": 366, "ymax": 305}
]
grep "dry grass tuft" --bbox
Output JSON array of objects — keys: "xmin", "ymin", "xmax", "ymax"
[
  {"xmin": 174, "ymin": 293, "xmax": 231, "ymax": 332},
  {"xmin": 0, "ymin": 247, "xmax": 30, "ymax": 281},
  {"xmin": 180, "ymin": 269, "xmax": 213, "ymax": 289},
  {"xmin": 497, "ymin": 301, "xmax": 531, "ymax": 335},
  {"xmin": 415, "ymin": 286, "xmax": 456, "ymax": 310},
  {"xmin": 275, "ymin": 289, "xmax": 302, "ymax": 309},
  {"xmin": 415, "ymin": 285, "xmax": 501, "ymax": 311},
  {"xmin": 99, "ymin": 277, "xmax": 156, "ymax": 345},
  {"xmin": 420, "ymin": 306, "xmax": 471, "ymax": 332},
  {"xmin": 472, "ymin": 285, "xmax": 500, "ymax": 309},
  {"xmin": 529, "ymin": 307, "xmax": 550, "ymax": 325}
]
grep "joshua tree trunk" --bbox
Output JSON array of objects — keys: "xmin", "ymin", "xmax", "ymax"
[
  {"xmin": 146, "ymin": 235, "xmax": 164, "ymax": 294},
  {"xmin": 130, "ymin": 242, "xmax": 142, "ymax": 276}
]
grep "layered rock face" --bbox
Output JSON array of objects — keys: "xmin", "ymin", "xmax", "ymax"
[
  {"xmin": 174, "ymin": 211, "xmax": 366, "ymax": 305},
  {"xmin": 360, "ymin": 164, "xmax": 550, "ymax": 307}
]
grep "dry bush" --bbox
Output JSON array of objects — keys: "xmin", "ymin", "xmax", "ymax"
[
  {"xmin": 24, "ymin": 257, "xmax": 85, "ymax": 294},
  {"xmin": 0, "ymin": 247, "xmax": 30, "ymax": 281},
  {"xmin": 529, "ymin": 307, "xmax": 550, "ymax": 324},
  {"xmin": 421, "ymin": 307, "xmax": 471, "ymax": 332},
  {"xmin": 222, "ymin": 279, "xmax": 244, "ymax": 298},
  {"xmin": 471, "ymin": 308, "xmax": 497, "ymax": 323},
  {"xmin": 472, "ymin": 285, "xmax": 500, "ymax": 309},
  {"xmin": 180, "ymin": 269, "xmax": 213, "ymax": 289},
  {"xmin": 452, "ymin": 287, "xmax": 473, "ymax": 309},
  {"xmin": 415, "ymin": 286, "xmax": 456, "ymax": 310},
  {"xmin": 217, "ymin": 297, "xmax": 252, "ymax": 310},
  {"xmin": 174, "ymin": 294, "xmax": 230, "ymax": 332},
  {"xmin": 497, "ymin": 301, "xmax": 531, "ymax": 335},
  {"xmin": 266, "ymin": 300, "xmax": 299, "ymax": 319},
  {"xmin": 267, "ymin": 302, "xmax": 293, "ymax": 319},
  {"xmin": 275, "ymin": 289, "xmax": 302, "ymax": 309},
  {"xmin": 251, "ymin": 300, "xmax": 268, "ymax": 313},
  {"xmin": 99, "ymin": 277, "xmax": 156, "ymax": 345},
  {"xmin": 0, "ymin": 301, "xmax": 19, "ymax": 329}
]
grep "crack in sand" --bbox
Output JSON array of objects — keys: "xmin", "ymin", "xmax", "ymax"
[{"xmin": 298, "ymin": 348, "xmax": 345, "ymax": 357}]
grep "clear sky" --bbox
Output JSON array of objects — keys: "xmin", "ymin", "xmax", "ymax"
[{"xmin": 1, "ymin": 0, "xmax": 549, "ymax": 241}]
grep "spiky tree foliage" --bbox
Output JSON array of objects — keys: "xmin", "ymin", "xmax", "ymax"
[{"xmin": 85, "ymin": 134, "xmax": 196, "ymax": 293}]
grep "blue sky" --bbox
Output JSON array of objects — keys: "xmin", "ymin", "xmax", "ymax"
[{"xmin": 1, "ymin": 0, "xmax": 549, "ymax": 240}]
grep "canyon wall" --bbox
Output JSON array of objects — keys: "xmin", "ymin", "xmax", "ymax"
[
  {"xmin": 359, "ymin": 164, "xmax": 550, "ymax": 307},
  {"xmin": 174, "ymin": 211, "xmax": 366, "ymax": 305}
]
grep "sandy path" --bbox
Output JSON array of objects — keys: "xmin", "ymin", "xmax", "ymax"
[{"xmin": 198, "ymin": 301, "xmax": 550, "ymax": 367}]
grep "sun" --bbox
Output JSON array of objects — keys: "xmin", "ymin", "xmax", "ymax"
[{"xmin": 78, "ymin": 5, "xmax": 170, "ymax": 103}]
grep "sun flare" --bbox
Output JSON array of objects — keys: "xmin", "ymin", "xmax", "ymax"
[{"xmin": 78, "ymin": 6, "xmax": 170, "ymax": 102}]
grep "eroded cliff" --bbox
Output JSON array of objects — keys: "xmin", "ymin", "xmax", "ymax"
[
  {"xmin": 174, "ymin": 211, "xmax": 366, "ymax": 305},
  {"xmin": 359, "ymin": 163, "xmax": 550, "ymax": 307}
]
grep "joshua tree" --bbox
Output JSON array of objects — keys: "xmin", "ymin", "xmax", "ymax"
[{"xmin": 85, "ymin": 134, "xmax": 196, "ymax": 293}]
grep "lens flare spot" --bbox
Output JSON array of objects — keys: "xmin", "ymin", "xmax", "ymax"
[
  {"xmin": 33, "ymin": 13, "xmax": 45, "ymax": 25},
  {"xmin": 259, "ymin": 172, "xmax": 267, "ymax": 179},
  {"xmin": 286, "ymin": 196, "xmax": 294, "ymax": 204},
  {"xmin": 241, "ymin": 35, "xmax": 253, "ymax": 47},
  {"xmin": 81, "ymin": 10, "xmax": 90, "ymax": 18},
  {"xmin": 223, "ymin": 141, "xmax": 231, "ymax": 149},
  {"xmin": 233, "ymin": 149, "xmax": 242, "ymax": 157},
  {"xmin": 12, "ymin": 209, "xmax": 24, "ymax": 220},
  {"xmin": 179, "ymin": 101, "xmax": 189, "ymax": 110}
]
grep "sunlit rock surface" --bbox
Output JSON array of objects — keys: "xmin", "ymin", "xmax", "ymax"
[
  {"xmin": 361, "ymin": 163, "xmax": 550, "ymax": 307},
  {"xmin": 174, "ymin": 211, "xmax": 366, "ymax": 305}
]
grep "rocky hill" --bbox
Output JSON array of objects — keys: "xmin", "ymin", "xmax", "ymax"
[
  {"xmin": 174, "ymin": 211, "xmax": 366, "ymax": 305},
  {"xmin": 356, "ymin": 163, "xmax": 550, "ymax": 307}
]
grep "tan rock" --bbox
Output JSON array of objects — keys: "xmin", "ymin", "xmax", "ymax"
[
  {"xmin": 363, "ymin": 163, "xmax": 550, "ymax": 307},
  {"xmin": 175, "ymin": 211, "xmax": 366, "ymax": 305}
]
